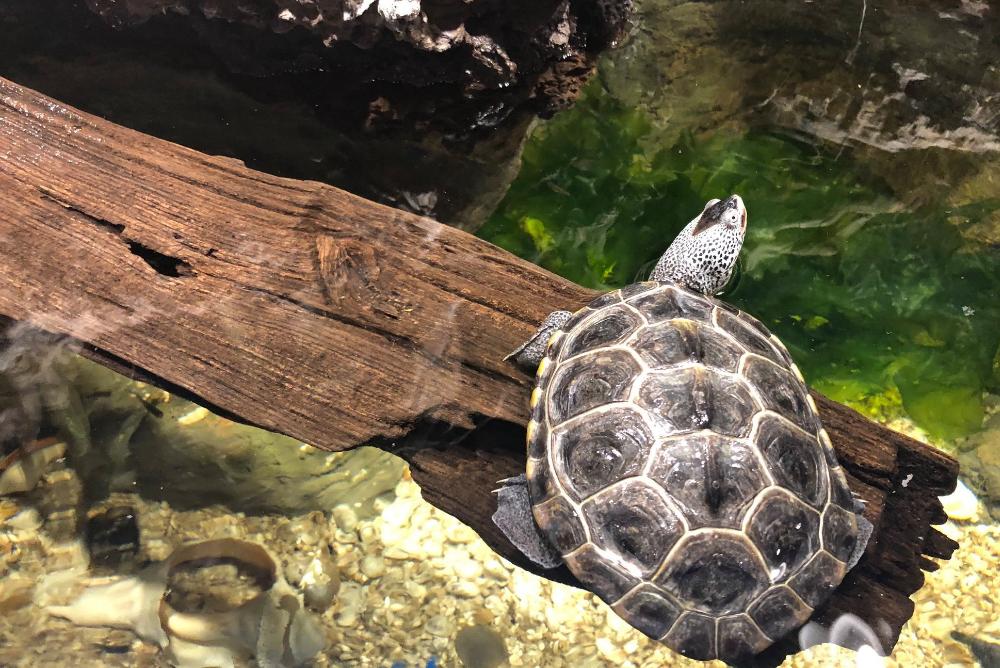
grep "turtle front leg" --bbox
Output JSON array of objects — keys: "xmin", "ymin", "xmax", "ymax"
[{"xmin": 505, "ymin": 310, "xmax": 572, "ymax": 370}]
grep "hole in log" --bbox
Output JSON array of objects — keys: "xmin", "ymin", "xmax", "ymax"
[
  {"xmin": 126, "ymin": 241, "xmax": 193, "ymax": 278},
  {"xmin": 91, "ymin": 218, "xmax": 125, "ymax": 234}
]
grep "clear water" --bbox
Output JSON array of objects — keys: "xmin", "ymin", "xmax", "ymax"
[{"xmin": 2, "ymin": 0, "xmax": 999, "ymax": 667}]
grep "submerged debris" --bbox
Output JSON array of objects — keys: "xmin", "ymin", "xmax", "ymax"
[
  {"xmin": 48, "ymin": 538, "xmax": 325, "ymax": 667},
  {"xmin": 0, "ymin": 438, "xmax": 66, "ymax": 496}
]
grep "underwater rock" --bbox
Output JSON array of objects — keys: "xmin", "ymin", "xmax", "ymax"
[
  {"xmin": 940, "ymin": 479, "xmax": 981, "ymax": 522},
  {"xmin": 599, "ymin": 0, "xmax": 1000, "ymax": 216},
  {"xmin": 958, "ymin": 406, "xmax": 1000, "ymax": 520},
  {"xmin": 83, "ymin": 0, "xmax": 630, "ymax": 95},
  {"xmin": 298, "ymin": 550, "xmax": 340, "ymax": 613},
  {"xmin": 454, "ymin": 624, "xmax": 509, "ymax": 668}
]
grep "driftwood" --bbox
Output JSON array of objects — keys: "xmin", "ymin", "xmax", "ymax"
[{"xmin": 0, "ymin": 76, "xmax": 958, "ymax": 660}]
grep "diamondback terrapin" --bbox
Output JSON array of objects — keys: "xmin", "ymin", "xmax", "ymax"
[{"xmin": 495, "ymin": 195, "xmax": 871, "ymax": 663}]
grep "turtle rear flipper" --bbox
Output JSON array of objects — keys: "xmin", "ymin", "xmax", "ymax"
[
  {"xmin": 492, "ymin": 475, "xmax": 563, "ymax": 569},
  {"xmin": 848, "ymin": 511, "xmax": 874, "ymax": 572}
]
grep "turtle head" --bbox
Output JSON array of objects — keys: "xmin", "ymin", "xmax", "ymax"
[
  {"xmin": 693, "ymin": 194, "xmax": 747, "ymax": 236},
  {"xmin": 649, "ymin": 194, "xmax": 748, "ymax": 294}
]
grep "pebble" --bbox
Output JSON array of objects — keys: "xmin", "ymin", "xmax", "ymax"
[
  {"xmin": 426, "ymin": 614, "xmax": 453, "ymax": 638},
  {"xmin": 451, "ymin": 581, "xmax": 481, "ymax": 598},
  {"xmin": 301, "ymin": 551, "xmax": 340, "ymax": 612},
  {"xmin": 453, "ymin": 558, "xmax": 483, "ymax": 580},
  {"xmin": 336, "ymin": 582, "xmax": 363, "ymax": 627},
  {"xmin": 332, "ymin": 505, "xmax": 358, "ymax": 532},
  {"xmin": 360, "ymin": 555, "xmax": 385, "ymax": 579},
  {"xmin": 940, "ymin": 479, "xmax": 980, "ymax": 521}
]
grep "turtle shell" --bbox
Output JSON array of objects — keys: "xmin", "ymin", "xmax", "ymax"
[{"xmin": 526, "ymin": 282, "xmax": 858, "ymax": 663}]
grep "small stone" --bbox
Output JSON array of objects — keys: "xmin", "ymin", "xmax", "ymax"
[
  {"xmin": 336, "ymin": 583, "xmax": 363, "ymax": 627},
  {"xmin": 426, "ymin": 614, "xmax": 453, "ymax": 638},
  {"xmin": 929, "ymin": 617, "xmax": 954, "ymax": 640},
  {"xmin": 453, "ymin": 558, "xmax": 483, "ymax": 580},
  {"xmin": 332, "ymin": 505, "xmax": 358, "ymax": 532},
  {"xmin": 446, "ymin": 523, "xmax": 476, "ymax": 544},
  {"xmin": 940, "ymin": 480, "xmax": 980, "ymax": 521},
  {"xmin": 360, "ymin": 555, "xmax": 385, "ymax": 579},
  {"xmin": 301, "ymin": 550, "xmax": 340, "ymax": 612},
  {"xmin": 0, "ymin": 577, "xmax": 34, "ymax": 613},
  {"xmin": 455, "ymin": 624, "xmax": 509, "ymax": 668},
  {"xmin": 451, "ymin": 581, "xmax": 480, "ymax": 598},
  {"xmin": 405, "ymin": 581, "xmax": 427, "ymax": 601}
]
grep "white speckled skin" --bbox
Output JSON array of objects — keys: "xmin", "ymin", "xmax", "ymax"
[{"xmin": 650, "ymin": 195, "xmax": 747, "ymax": 295}]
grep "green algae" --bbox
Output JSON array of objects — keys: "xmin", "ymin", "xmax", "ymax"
[{"xmin": 478, "ymin": 83, "xmax": 1000, "ymax": 442}]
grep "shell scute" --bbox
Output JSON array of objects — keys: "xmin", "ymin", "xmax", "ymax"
[
  {"xmin": 551, "ymin": 406, "xmax": 654, "ymax": 501},
  {"xmin": 546, "ymin": 350, "xmax": 640, "ymax": 422},
  {"xmin": 821, "ymin": 503, "xmax": 860, "ymax": 563},
  {"xmin": 611, "ymin": 584, "xmax": 682, "ymax": 640},
  {"xmin": 564, "ymin": 545, "xmax": 638, "ymax": 604},
  {"xmin": 746, "ymin": 490, "xmax": 821, "ymax": 582},
  {"xmin": 756, "ymin": 416, "xmax": 828, "ymax": 508},
  {"xmin": 561, "ymin": 306, "xmax": 642, "ymax": 358},
  {"xmin": 631, "ymin": 320, "xmax": 698, "ymax": 369},
  {"xmin": 717, "ymin": 615, "xmax": 772, "ymax": 661},
  {"xmin": 718, "ymin": 309, "xmax": 790, "ymax": 366},
  {"xmin": 656, "ymin": 533, "xmax": 769, "ymax": 615},
  {"xmin": 629, "ymin": 285, "xmax": 712, "ymax": 323},
  {"xmin": 637, "ymin": 368, "xmax": 758, "ymax": 438},
  {"xmin": 532, "ymin": 496, "xmax": 587, "ymax": 555},
  {"xmin": 581, "ymin": 480, "xmax": 684, "ymax": 577},
  {"xmin": 664, "ymin": 612, "xmax": 717, "ymax": 661},
  {"xmin": 748, "ymin": 586, "xmax": 812, "ymax": 641},
  {"xmin": 788, "ymin": 551, "xmax": 846, "ymax": 608},
  {"xmin": 743, "ymin": 357, "xmax": 818, "ymax": 432},
  {"xmin": 647, "ymin": 434, "xmax": 767, "ymax": 529}
]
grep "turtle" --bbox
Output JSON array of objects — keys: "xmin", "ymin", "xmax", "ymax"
[{"xmin": 494, "ymin": 195, "xmax": 872, "ymax": 664}]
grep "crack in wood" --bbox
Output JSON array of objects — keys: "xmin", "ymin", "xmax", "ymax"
[{"xmin": 124, "ymin": 240, "xmax": 193, "ymax": 278}]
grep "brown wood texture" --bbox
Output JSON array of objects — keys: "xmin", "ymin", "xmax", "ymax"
[{"xmin": 0, "ymin": 76, "xmax": 958, "ymax": 660}]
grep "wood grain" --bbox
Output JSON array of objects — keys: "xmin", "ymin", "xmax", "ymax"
[{"xmin": 0, "ymin": 76, "xmax": 958, "ymax": 660}]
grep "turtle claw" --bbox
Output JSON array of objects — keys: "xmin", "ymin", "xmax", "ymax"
[{"xmin": 491, "ymin": 474, "xmax": 527, "ymax": 495}]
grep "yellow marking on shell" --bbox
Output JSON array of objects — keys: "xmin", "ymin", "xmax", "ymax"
[
  {"xmin": 819, "ymin": 428, "xmax": 833, "ymax": 449},
  {"xmin": 806, "ymin": 394, "xmax": 818, "ymax": 415},
  {"xmin": 526, "ymin": 420, "xmax": 538, "ymax": 445},
  {"xmin": 536, "ymin": 357, "xmax": 550, "ymax": 379},
  {"xmin": 525, "ymin": 457, "xmax": 536, "ymax": 478},
  {"xmin": 530, "ymin": 387, "xmax": 542, "ymax": 410},
  {"xmin": 790, "ymin": 363, "xmax": 805, "ymax": 384},
  {"xmin": 546, "ymin": 330, "xmax": 564, "ymax": 351}
]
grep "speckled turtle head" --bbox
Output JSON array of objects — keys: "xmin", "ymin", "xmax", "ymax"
[
  {"xmin": 650, "ymin": 194, "xmax": 747, "ymax": 295},
  {"xmin": 520, "ymin": 203, "xmax": 862, "ymax": 663}
]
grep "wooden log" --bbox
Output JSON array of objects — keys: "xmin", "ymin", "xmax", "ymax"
[{"xmin": 0, "ymin": 76, "xmax": 958, "ymax": 660}]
